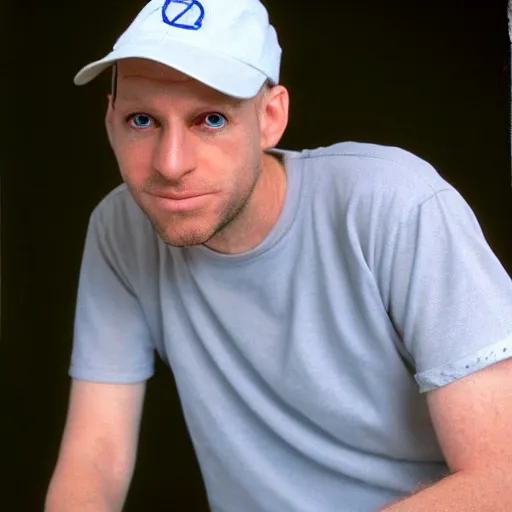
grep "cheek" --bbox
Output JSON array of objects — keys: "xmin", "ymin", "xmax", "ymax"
[
  {"xmin": 114, "ymin": 139, "xmax": 153, "ymax": 186},
  {"xmin": 217, "ymin": 128, "xmax": 260, "ymax": 178},
  {"xmin": 210, "ymin": 150, "xmax": 255, "ymax": 200}
]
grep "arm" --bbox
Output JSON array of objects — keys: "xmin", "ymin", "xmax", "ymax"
[
  {"xmin": 45, "ymin": 378, "xmax": 146, "ymax": 512},
  {"xmin": 369, "ymin": 182, "xmax": 512, "ymax": 508},
  {"xmin": 381, "ymin": 356, "xmax": 512, "ymax": 511}
]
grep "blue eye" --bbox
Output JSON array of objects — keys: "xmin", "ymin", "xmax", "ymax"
[
  {"xmin": 129, "ymin": 114, "xmax": 153, "ymax": 129},
  {"xmin": 204, "ymin": 113, "xmax": 226, "ymax": 129}
]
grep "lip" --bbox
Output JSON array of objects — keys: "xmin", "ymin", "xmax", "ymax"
[
  {"xmin": 150, "ymin": 191, "xmax": 212, "ymax": 212},
  {"xmin": 153, "ymin": 191, "xmax": 206, "ymax": 200}
]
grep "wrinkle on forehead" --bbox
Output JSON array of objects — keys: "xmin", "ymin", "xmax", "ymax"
[
  {"xmin": 118, "ymin": 58, "xmax": 194, "ymax": 84},
  {"xmin": 115, "ymin": 58, "xmax": 250, "ymax": 110}
]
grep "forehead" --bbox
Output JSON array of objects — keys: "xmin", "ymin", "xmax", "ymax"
[
  {"xmin": 115, "ymin": 58, "xmax": 245, "ymax": 108},
  {"xmin": 117, "ymin": 58, "xmax": 192, "ymax": 83}
]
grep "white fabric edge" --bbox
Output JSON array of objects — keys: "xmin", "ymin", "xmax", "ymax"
[
  {"xmin": 415, "ymin": 330, "xmax": 512, "ymax": 393},
  {"xmin": 73, "ymin": 40, "xmax": 269, "ymax": 99}
]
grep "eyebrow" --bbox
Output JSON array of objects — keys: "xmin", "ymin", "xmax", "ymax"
[
  {"xmin": 116, "ymin": 93, "xmax": 244, "ymax": 112},
  {"xmin": 115, "ymin": 91, "xmax": 246, "ymax": 117}
]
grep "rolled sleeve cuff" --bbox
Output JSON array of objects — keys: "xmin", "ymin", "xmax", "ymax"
[{"xmin": 415, "ymin": 331, "xmax": 512, "ymax": 393}]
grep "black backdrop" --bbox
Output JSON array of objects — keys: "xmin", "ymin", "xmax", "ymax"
[{"xmin": 3, "ymin": 1, "xmax": 511, "ymax": 510}]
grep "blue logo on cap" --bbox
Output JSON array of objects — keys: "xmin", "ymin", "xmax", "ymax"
[{"xmin": 162, "ymin": 0, "xmax": 205, "ymax": 31}]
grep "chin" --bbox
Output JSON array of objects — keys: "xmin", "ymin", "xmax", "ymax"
[
  {"xmin": 139, "ymin": 202, "xmax": 216, "ymax": 247},
  {"xmin": 155, "ymin": 223, "xmax": 216, "ymax": 248}
]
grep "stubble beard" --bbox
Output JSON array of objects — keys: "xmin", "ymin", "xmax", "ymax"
[{"xmin": 143, "ymin": 165, "xmax": 262, "ymax": 249}]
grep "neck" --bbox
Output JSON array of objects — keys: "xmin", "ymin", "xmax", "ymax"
[{"xmin": 203, "ymin": 151, "xmax": 287, "ymax": 254}]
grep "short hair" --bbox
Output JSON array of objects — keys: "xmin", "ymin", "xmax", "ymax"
[{"xmin": 111, "ymin": 64, "xmax": 118, "ymax": 104}]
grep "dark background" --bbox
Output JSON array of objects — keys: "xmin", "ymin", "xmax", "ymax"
[{"xmin": 3, "ymin": 0, "xmax": 511, "ymax": 510}]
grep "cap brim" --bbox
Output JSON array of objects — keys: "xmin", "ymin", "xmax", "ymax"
[{"xmin": 73, "ymin": 39, "xmax": 268, "ymax": 99}]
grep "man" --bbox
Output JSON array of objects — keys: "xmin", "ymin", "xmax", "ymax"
[{"xmin": 45, "ymin": 0, "xmax": 512, "ymax": 511}]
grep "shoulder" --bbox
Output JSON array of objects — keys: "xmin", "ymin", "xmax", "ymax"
[
  {"xmin": 300, "ymin": 141, "xmax": 456, "ymax": 222},
  {"xmin": 304, "ymin": 141, "xmax": 449, "ymax": 193},
  {"xmin": 90, "ymin": 184, "xmax": 154, "ymax": 241},
  {"xmin": 86, "ymin": 184, "xmax": 160, "ymax": 276}
]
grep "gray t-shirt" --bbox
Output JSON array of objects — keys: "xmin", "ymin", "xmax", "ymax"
[{"xmin": 70, "ymin": 142, "xmax": 512, "ymax": 512}]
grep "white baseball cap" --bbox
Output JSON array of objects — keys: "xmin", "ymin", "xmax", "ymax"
[{"xmin": 73, "ymin": 0, "xmax": 282, "ymax": 99}]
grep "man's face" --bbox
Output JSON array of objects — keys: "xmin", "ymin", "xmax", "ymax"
[{"xmin": 106, "ymin": 59, "xmax": 273, "ymax": 248}]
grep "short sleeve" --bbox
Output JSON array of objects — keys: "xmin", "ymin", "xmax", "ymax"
[
  {"xmin": 380, "ymin": 188, "xmax": 512, "ymax": 393},
  {"xmin": 69, "ymin": 206, "xmax": 155, "ymax": 383}
]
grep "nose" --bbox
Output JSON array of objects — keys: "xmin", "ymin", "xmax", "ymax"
[{"xmin": 152, "ymin": 123, "xmax": 197, "ymax": 182}]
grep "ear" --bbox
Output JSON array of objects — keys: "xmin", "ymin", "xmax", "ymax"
[
  {"xmin": 105, "ymin": 94, "xmax": 115, "ymax": 149},
  {"xmin": 258, "ymin": 85, "xmax": 289, "ymax": 150}
]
